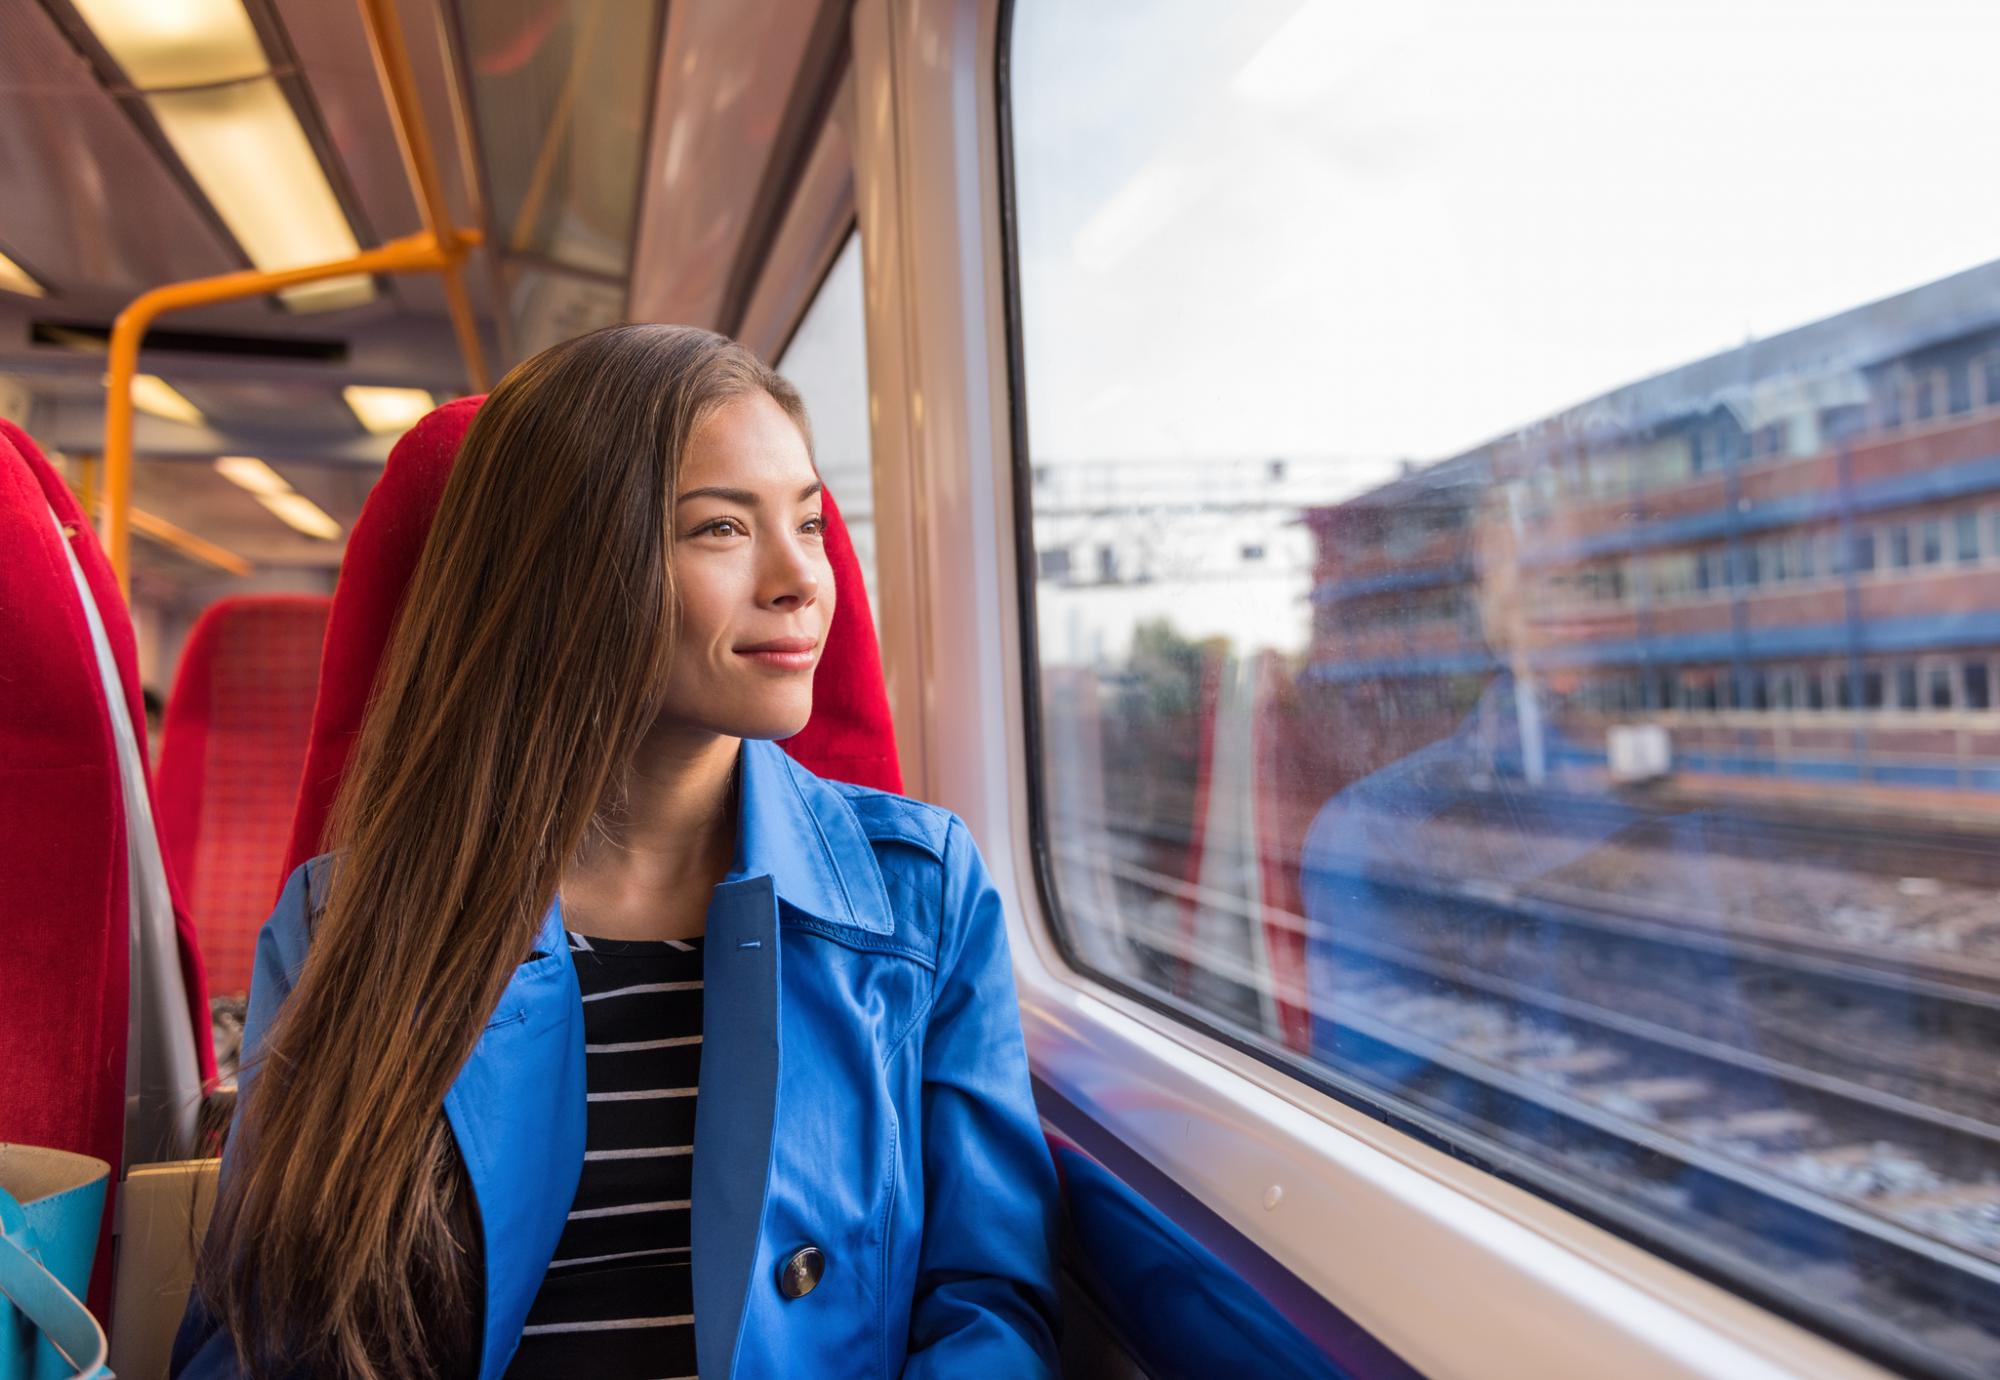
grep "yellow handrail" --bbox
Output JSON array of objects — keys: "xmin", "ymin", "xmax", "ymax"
[
  {"xmin": 126, "ymin": 507, "xmax": 254, "ymax": 577},
  {"xmin": 101, "ymin": 230, "xmax": 482, "ymax": 590},
  {"xmin": 354, "ymin": 0, "xmax": 490, "ymax": 390},
  {"xmin": 101, "ymin": 0, "xmax": 493, "ymax": 594}
]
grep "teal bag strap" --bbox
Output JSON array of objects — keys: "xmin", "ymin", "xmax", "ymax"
[{"xmin": 0, "ymin": 1186, "xmax": 111, "ymax": 1380}]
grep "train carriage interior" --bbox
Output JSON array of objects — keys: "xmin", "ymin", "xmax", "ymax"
[{"xmin": 3, "ymin": 0, "xmax": 1999, "ymax": 1377}]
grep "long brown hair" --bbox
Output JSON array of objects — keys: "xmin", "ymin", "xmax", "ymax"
[{"xmin": 200, "ymin": 325, "xmax": 810, "ymax": 1379}]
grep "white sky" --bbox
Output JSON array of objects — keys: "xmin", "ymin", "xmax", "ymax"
[
  {"xmin": 1009, "ymin": 0, "xmax": 2000, "ymax": 502},
  {"xmin": 776, "ymin": 234, "xmax": 871, "ymax": 516}
]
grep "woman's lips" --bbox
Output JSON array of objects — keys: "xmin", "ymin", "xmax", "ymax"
[{"xmin": 735, "ymin": 638, "xmax": 819, "ymax": 671}]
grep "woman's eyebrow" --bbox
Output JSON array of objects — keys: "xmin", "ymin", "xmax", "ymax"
[{"xmin": 677, "ymin": 480, "xmax": 825, "ymax": 506}]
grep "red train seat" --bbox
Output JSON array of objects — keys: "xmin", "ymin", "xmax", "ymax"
[
  {"xmin": 156, "ymin": 596, "xmax": 333, "ymax": 999},
  {"xmin": 284, "ymin": 395, "xmax": 901, "ymax": 875},
  {"xmin": 0, "ymin": 419, "xmax": 215, "ymax": 1308}
]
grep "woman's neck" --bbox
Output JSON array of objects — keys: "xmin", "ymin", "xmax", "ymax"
[{"xmin": 560, "ymin": 725, "xmax": 741, "ymax": 942}]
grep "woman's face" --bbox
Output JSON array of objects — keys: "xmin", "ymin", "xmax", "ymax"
[{"xmin": 657, "ymin": 388, "xmax": 833, "ymax": 740}]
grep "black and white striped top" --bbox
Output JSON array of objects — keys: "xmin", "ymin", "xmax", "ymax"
[{"xmin": 503, "ymin": 930, "xmax": 705, "ymax": 1380}]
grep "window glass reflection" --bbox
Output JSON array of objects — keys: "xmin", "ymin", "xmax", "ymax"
[
  {"xmin": 1008, "ymin": 1, "xmax": 2000, "ymax": 1371},
  {"xmin": 458, "ymin": 0, "xmax": 660, "ymax": 278}
]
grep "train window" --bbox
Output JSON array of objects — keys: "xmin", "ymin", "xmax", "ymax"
[
  {"xmin": 1005, "ymin": 0, "xmax": 2000, "ymax": 1371},
  {"xmin": 776, "ymin": 234, "xmax": 877, "ymax": 623}
]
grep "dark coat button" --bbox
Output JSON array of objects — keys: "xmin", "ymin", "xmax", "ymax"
[{"xmin": 777, "ymin": 1245, "xmax": 825, "ymax": 1299}]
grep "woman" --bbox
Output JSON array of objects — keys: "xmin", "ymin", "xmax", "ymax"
[{"xmin": 171, "ymin": 326, "xmax": 1061, "ymax": 1380}]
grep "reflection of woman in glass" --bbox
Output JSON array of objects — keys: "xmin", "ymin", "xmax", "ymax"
[
  {"xmin": 1298, "ymin": 473, "xmax": 1776, "ymax": 1106},
  {"xmin": 173, "ymin": 327, "xmax": 1060, "ymax": 1380}
]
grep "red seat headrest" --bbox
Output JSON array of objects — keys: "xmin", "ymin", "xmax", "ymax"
[
  {"xmin": 157, "ymin": 595, "xmax": 332, "ymax": 996},
  {"xmin": 284, "ymin": 396, "xmax": 901, "ymax": 875}
]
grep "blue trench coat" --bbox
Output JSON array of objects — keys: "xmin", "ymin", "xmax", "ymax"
[{"xmin": 171, "ymin": 737, "xmax": 1061, "ymax": 1379}]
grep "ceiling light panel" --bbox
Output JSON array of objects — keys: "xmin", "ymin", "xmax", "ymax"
[
  {"xmin": 214, "ymin": 455, "xmax": 291, "ymax": 497},
  {"xmin": 149, "ymin": 83, "xmax": 371, "ymax": 311},
  {"xmin": 67, "ymin": 0, "xmax": 266, "ymax": 88},
  {"xmin": 257, "ymin": 491, "xmax": 341, "ymax": 540},
  {"xmin": 344, "ymin": 386, "xmax": 437, "ymax": 435},
  {"xmin": 69, "ymin": 0, "xmax": 373, "ymax": 312},
  {"xmin": 0, "ymin": 250, "xmax": 46, "ymax": 298},
  {"xmin": 131, "ymin": 374, "xmax": 203, "ymax": 425}
]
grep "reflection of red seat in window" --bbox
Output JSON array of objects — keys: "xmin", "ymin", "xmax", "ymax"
[
  {"xmin": 284, "ymin": 396, "xmax": 901, "ymax": 875},
  {"xmin": 157, "ymin": 596, "xmax": 332, "ymax": 998},
  {"xmin": 0, "ymin": 419, "xmax": 215, "ymax": 1309}
]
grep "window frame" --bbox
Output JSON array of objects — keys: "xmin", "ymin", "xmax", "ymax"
[{"xmin": 735, "ymin": 71, "xmax": 864, "ymax": 367}]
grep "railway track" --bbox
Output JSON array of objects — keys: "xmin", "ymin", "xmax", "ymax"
[
  {"xmin": 1066, "ymin": 837, "xmax": 2000, "ymax": 1213},
  {"xmin": 1093, "ymin": 771, "xmax": 2000, "ymax": 891},
  {"xmin": 1051, "ymin": 823, "xmax": 2000, "ymax": 1375},
  {"xmin": 1085, "ymin": 805, "xmax": 2000, "ymax": 998}
]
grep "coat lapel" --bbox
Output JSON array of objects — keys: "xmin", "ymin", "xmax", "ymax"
[{"xmin": 690, "ymin": 874, "xmax": 782, "ymax": 1380}]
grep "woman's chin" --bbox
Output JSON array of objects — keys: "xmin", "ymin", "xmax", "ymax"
[{"xmin": 730, "ymin": 700, "xmax": 816, "ymax": 743}]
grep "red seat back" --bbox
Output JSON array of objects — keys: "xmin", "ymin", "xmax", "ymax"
[
  {"xmin": 157, "ymin": 596, "xmax": 333, "ymax": 997},
  {"xmin": 285, "ymin": 396, "xmax": 900, "ymax": 874},
  {"xmin": 0, "ymin": 419, "xmax": 215, "ymax": 1307}
]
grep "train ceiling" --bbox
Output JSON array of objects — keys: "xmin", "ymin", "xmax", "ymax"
[{"xmin": 0, "ymin": 0, "xmax": 834, "ymax": 596}]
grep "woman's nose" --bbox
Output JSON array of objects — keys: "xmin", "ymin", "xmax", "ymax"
[{"xmin": 763, "ymin": 533, "xmax": 821, "ymax": 609}]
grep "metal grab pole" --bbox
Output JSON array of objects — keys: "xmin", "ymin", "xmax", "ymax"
[
  {"xmin": 100, "ymin": 229, "xmax": 481, "ymax": 592},
  {"xmin": 355, "ymin": 0, "xmax": 491, "ymax": 394}
]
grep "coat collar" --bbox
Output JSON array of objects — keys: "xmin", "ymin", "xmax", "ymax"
[
  {"xmin": 455, "ymin": 736, "xmax": 894, "ymax": 1380},
  {"xmin": 728, "ymin": 737, "xmax": 894, "ymax": 935},
  {"xmin": 517, "ymin": 736, "xmax": 893, "ymax": 959}
]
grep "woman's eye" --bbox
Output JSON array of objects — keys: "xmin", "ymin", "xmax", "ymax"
[
  {"xmin": 701, "ymin": 518, "xmax": 744, "ymax": 538},
  {"xmin": 800, "ymin": 514, "xmax": 825, "ymax": 536}
]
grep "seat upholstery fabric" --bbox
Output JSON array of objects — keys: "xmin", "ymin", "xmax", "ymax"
[
  {"xmin": 284, "ymin": 396, "xmax": 900, "ymax": 875},
  {"xmin": 157, "ymin": 596, "xmax": 332, "ymax": 997}
]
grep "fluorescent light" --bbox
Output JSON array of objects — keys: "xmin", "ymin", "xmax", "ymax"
[
  {"xmin": 213, "ymin": 452, "xmax": 343, "ymax": 539},
  {"xmin": 214, "ymin": 455, "xmax": 291, "ymax": 497},
  {"xmin": 344, "ymin": 386, "xmax": 437, "ymax": 435},
  {"xmin": 275, "ymin": 274, "xmax": 375, "ymax": 313},
  {"xmin": 131, "ymin": 375, "xmax": 203, "ymax": 426},
  {"xmin": 256, "ymin": 492, "xmax": 341, "ymax": 540},
  {"xmin": 148, "ymin": 83, "xmax": 372, "ymax": 312},
  {"xmin": 67, "ymin": 0, "xmax": 265, "ymax": 88},
  {"xmin": 0, "ymin": 249, "xmax": 45, "ymax": 298},
  {"xmin": 68, "ymin": 0, "xmax": 373, "ymax": 313}
]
